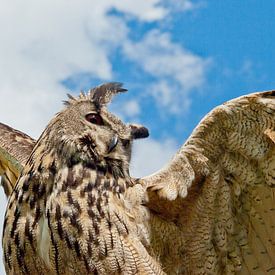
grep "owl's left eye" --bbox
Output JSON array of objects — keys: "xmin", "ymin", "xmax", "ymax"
[{"xmin": 85, "ymin": 113, "xmax": 104, "ymax": 125}]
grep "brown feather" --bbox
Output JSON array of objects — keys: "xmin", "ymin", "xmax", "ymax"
[
  {"xmin": 2, "ymin": 84, "xmax": 162, "ymax": 275},
  {"xmin": 90, "ymin": 82, "xmax": 127, "ymax": 107},
  {"xmin": 143, "ymin": 90, "xmax": 275, "ymax": 274},
  {"xmin": 0, "ymin": 122, "xmax": 35, "ymax": 196},
  {"xmin": 1, "ymin": 88, "xmax": 274, "ymax": 274}
]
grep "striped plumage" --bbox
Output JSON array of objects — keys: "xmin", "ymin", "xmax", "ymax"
[
  {"xmin": 0, "ymin": 122, "xmax": 34, "ymax": 196},
  {"xmin": 143, "ymin": 90, "xmax": 275, "ymax": 274},
  {"xmin": 0, "ymin": 85, "xmax": 274, "ymax": 274},
  {"xmin": 2, "ymin": 83, "xmax": 163, "ymax": 274}
]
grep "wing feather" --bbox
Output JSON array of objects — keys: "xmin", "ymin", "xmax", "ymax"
[
  {"xmin": 0, "ymin": 122, "xmax": 35, "ymax": 196},
  {"xmin": 142, "ymin": 90, "xmax": 275, "ymax": 274},
  {"xmin": 0, "ymin": 91, "xmax": 274, "ymax": 273}
]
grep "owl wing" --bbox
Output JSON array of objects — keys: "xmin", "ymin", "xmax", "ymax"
[
  {"xmin": 0, "ymin": 122, "xmax": 35, "ymax": 196},
  {"xmin": 142, "ymin": 91, "xmax": 275, "ymax": 274}
]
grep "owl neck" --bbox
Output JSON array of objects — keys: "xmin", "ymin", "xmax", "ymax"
[
  {"xmin": 65, "ymin": 152, "xmax": 131, "ymax": 183},
  {"xmin": 19, "ymin": 147, "xmax": 132, "ymax": 211},
  {"xmin": 26, "ymin": 136, "xmax": 132, "ymax": 191}
]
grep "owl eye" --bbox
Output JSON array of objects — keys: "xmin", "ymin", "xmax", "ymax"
[{"xmin": 85, "ymin": 113, "xmax": 104, "ymax": 125}]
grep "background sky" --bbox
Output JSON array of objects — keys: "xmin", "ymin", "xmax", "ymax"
[{"xmin": 0, "ymin": 0, "xmax": 275, "ymax": 273}]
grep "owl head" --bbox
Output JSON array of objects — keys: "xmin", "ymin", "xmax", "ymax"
[{"xmin": 40, "ymin": 83, "xmax": 148, "ymax": 171}]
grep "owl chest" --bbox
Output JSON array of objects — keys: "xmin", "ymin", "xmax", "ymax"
[
  {"xmin": 3, "ymin": 195, "xmax": 53, "ymax": 274},
  {"xmin": 4, "ymin": 188, "xmax": 119, "ymax": 274},
  {"xmin": 4, "ymin": 163, "xmax": 146, "ymax": 274}
]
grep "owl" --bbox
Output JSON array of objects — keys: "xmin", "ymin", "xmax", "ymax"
[
  {"xmin": 2, "ymin": 83, "xmax": 164, "ymax": 274},
  {"xmin": 0, "ymin": 84, "xmax": 274, "ymax": 274}
]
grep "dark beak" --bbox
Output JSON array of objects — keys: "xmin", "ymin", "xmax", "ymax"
[
  {"xmin": 108, "ymin": 135, "xmax": 118, "ymax": 153},
  {"xmin": 130, "ymin": 124, "xmax": 149, "ymax": 139}
]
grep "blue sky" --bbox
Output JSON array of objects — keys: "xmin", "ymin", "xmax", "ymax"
[
  {"xmin": 62, "ymin": 1, "xmax": 275, "ymax": 145},
  {"xmin": 1, "ymin": 1, "xmax": 275, "ymax": 145},
  {"xmin": 0, "ymin": 1, "xmax": 275, "ymax": 272}
]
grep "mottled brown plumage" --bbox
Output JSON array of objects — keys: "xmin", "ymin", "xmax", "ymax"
[
  {"xmin": 143, "ymin": 90, "xmax": 275, "ymax": 274},
  {"xmin": 0, "ymin": 86, "xmax": 274, "ymax": 274},
  {"xmin": 2, "ymin": 83, "xmax": 163, "ymax": 274},
  {"xmin": 0, "ymin": 123, "xmax": 34, "ymax": 196}
]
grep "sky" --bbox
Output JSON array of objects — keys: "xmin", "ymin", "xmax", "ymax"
[{"xmin": 0, "ymin": 0, "xmax": 275, "ymax": 273}]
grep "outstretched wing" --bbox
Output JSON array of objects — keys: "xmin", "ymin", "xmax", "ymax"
[
  {"xmin": 0, "ymin": 122, "xmax": 35, "ymax": 196},
  {"xmin": 142, "ymin": 91, "xmax": 275, "ymax": 274}
]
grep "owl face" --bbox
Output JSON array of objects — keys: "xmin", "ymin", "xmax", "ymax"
[
  {"xmin": 65, "ymin": 101, "xmax": 148, "ymax": 162},
  {"xmin": 43, "ymin": 83, "xmax": 148, "ymax": 166}
]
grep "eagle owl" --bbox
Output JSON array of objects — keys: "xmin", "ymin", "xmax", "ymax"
[
  {"xmin": 0, "ymin": 84, "xmax": 274, "ymax": 274},
  {"xmin": 2, "ymin": 83, "xmax": 163, "ymax": 274}
]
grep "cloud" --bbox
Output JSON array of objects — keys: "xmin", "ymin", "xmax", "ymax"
[
  {"xmin": 0, "ymin": 0, "xmax": 208, "ymax": 132},
  {"xmin": 0, "ymin": 1, "xmax": 208, "ymax": 138},
  {"xmin": 110, "ymin": 0, "xmax": 167, "ymax": 21},
  {"xmin": 0, "ymin": 0, "xmax": 170, "ymax": 137},
  {"xmin": 0, "ymin": 1, "xmax": 205, "ymax": 273},
  {"xmin": 130, "ymin": 138, "xmax": 178, "ymax": 177},
  {"xmin": 123, "ymin": 29, "xmax": 209, "ymax": 113},
  {"xmin": 162, "ymin": 0, "xmax": 198, "ymax": 12},
  {"xmin": 150, "ymin": 80, "xmax": 192, "ymax": 113},
  {"xmin": 121, "ymin": 99, "xmax": 141, "ymax": 117}
]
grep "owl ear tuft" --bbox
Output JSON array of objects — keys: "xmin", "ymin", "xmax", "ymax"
[
  {"xmin": 89, "ymin": 82, "xmax": 127, "ymax": 107},
  {"xmin": 63, "ymin": 93, "xmax": 77, "ymax": 106}
]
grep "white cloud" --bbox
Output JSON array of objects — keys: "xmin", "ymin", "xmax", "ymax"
[
  {"xmin": 0, "ymin": 1, "xmax": 205, "ymax": 273},
  {"xmin": 163, "ymin": 0, "xmax": 201, "ymax": 12},
  {"xmin": 0, "ymin": 0, "xmax": 170, "ymax": 137},
  {"xmin": 0, "ymin": 1, "xmax": 208, "ymax": 137},
  {"xmin": 150, "ymin": 80, "xmax": 191, "ymax": 113},
  {"xmin": 123, "ymin": 29, "xmax": 209, "ymax": 113},
  {"xmin": 110, "ymin": 0, "xmax": 167, "ymax": 21},
  {"xmin": 121, "ymin": 99, "xmax": 141, "ymax": 117},
  {"xmin": 130, "ymin": 138, "xmax": 178, "ymax": 177}
]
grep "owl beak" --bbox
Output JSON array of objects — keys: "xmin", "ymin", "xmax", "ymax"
[
  {"xmin": 108, "ymin": 135, "xmax": 118, "ymax": 153},
  {"xmin": 130, "ymin": 124, "xmax": 149, "ymax": 139}
]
